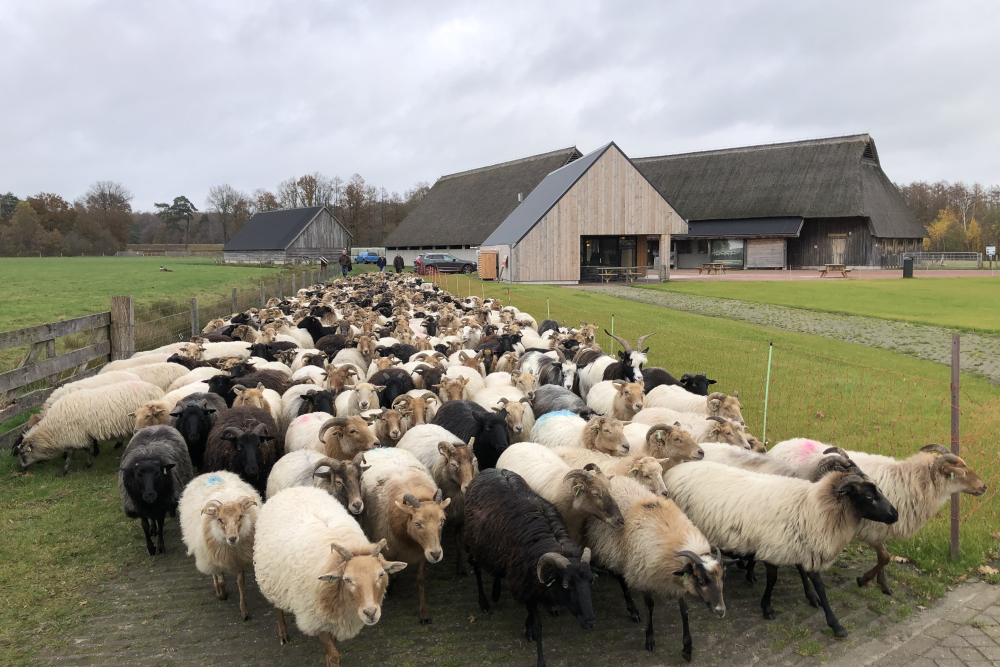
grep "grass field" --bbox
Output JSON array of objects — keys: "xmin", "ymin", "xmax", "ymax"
[
  {"xmin": 638, "ymin": 278, "xmax": 1000, "ymax": 332},
  {"xmin": 1, "ymin": 271, "xmax": 998, "ymax": 664}
]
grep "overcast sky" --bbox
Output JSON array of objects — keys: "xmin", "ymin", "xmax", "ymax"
[{"xmin": 2, "ymin": 0, "xmax": 997, "ymax": 210}]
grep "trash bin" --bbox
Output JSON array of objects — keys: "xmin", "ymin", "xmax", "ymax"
[{"xmin": 903, "ymin": 257, "xmax": 914, "ymax": 278}]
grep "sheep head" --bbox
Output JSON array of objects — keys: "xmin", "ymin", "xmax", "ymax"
[
  {"xmin": 612, "ymin": 381, "xmax": 645, "ymax": 420},
  {"xmin": 313, "ymin": 454, "xmax": 367, "ymax": 514},
  {"xmin": 509, "ymin": 371, "xmax": 536, "ymax": 402},
  {"xmin": 583, "ymin": 416, "xmax": 630, "ymax": 456},
  {"xmin": 318, "ymin": 416, "xmax": 379, "ymax": 460},
  {"xmin": 317, "ymin": 539, "xmax": 407, "ymax": 627},
  {"xmin": 202, "ymin": 496, "xmax": 257, "ymax": 546},
  {"xmin": 130, "ymin": 400, "xmax": 172, "ymax": 433},
  {"xmin": 674, "ymin": 548, "xmax": 726, "ymax": 618},
  {"xmin": 627, "ymin": 456, "xmax": 668, "ymax": 496},
  {"xmin": 536, "ymin": 550, "xmax": 596, "ymax": 631},
  {"xmin": 434, "ymin": 376, "xmax": 467, "ymax": 402},
  {"xmin": 393, "ymin": 490, "xmax": 451, "ymax": 563},
  {"xmin": 920, "ymin": 444, "xmax": 988, "ymax": 496},
  {"xmin": 704, "ymin": 417, "xmax": 750, "ymax": 449},
  {"xmin": 643, "ymin": 423, "xmax": 704, "ymax": 462},
  {"xmin": 707, "ymin": 392, "xmax": 744, "ymax": 425},
  {"xmin": 437, "ymin": 439, "xmax": 479, "ymax": 494},
  {"xmin": 834, "ymin": 473, "xmax": 898, "ymax": 524},
  {"xmin": 232, "ymin": 383, "xmax": 271, "ymax": 414},
  {"xmin": 493, "ymin": 397, "xmax": 533, "ymax": 436},
  {"xmin": 562, "ymin": 464, "xmax": 624, "ymax": 529},
  {"xmin": 374, "ymin": 408, "xmax": 407, "ymax": 444}
]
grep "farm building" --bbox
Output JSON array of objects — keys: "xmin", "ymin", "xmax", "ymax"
[
  {"xmin": 383, "ymin": 147, "xmax": 584, "ymax": 266},
  {"xmin": 222, "ymin": 205, "xmax": 352, "ymax": 265},
  {"xmin": 634, "ymin": 134, "xmax": 926, "ymax": 269},
  {"xmin": 479, "ymin": 142, "xmax": 686, "ymax": 283}
]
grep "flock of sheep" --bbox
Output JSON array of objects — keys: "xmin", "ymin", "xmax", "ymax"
[{"xmin": 11, "ymin": 271, "xmax": 988, "ymax": 667}]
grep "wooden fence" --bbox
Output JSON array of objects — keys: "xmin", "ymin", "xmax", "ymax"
[{"xmin": 0, "ymin": 296, "xmax": 134, "ymax": 450}]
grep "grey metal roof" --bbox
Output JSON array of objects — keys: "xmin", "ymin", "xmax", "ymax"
[
  {"xmin": 635, "ymin": 134, "xmax": 926, "ymax": 239},
  {"xmin": 222, "ymin": 206, "xmax": 350, "ymax": 251},
  {"xmin": 676, "ymin": 217, "xmax": 804, "ymax": 238},
  {"xmin": 482, "ymin": 143, "xmax": 615, "ymax": 246},
  {"xmin": 383, "ymin": 147, "xmax": 582, "ymax": 248}
]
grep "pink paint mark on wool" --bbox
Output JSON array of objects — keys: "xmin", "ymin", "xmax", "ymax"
[{"xmin": 796, "ymin": 439, "xmax": 821, "ymax": 464}]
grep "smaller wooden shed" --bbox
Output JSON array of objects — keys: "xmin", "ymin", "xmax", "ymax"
[
  {"xmin": 222, "ymin": 205, "xmax": 352, "ymax": 265},
  {"xmin": 479, "ymin": 142, "xmax": 687, "ymax": 283}
]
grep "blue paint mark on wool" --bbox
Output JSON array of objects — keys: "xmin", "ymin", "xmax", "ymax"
[
  {"xmin": 534, "ymin": 410, "xmax": 577, "ymax": 427},
  {"xmin": 205, "ymin": 475, "xmax": 223, "ymax": 486}
]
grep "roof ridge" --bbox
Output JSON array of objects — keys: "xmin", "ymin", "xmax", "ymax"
[
  {"xmin": 634, "ymin": 133, "xmax": 872, "ymax": 162},
  {"xmin": 437, "ymin": 146, "xmax": 580, "ymax": 182}
]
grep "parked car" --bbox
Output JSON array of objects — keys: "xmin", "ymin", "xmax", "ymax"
[
  {"xmin": 354, "ymin": 251, "xmax": 380, "ymax": 264},
  {"xmin": 414, "ymin": 253, "xmax": 477, "ymax": 274}
]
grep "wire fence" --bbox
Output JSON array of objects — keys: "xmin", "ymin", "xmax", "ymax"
[{"xmin": 430, "ymin": 273, "xmax": 1000, "ymax": 535}]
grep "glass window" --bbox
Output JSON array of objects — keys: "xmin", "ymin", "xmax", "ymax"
[
  {"xmin": 675, "ymin": 240, "xmax": 692, "ymax": 254},
  {"xmin": 711, "ymin": 239, "xmax": 744, "ymax": 267},
  {"xmin": 442, "ymin": 254, "xmax": 456, "ymax": 261}
]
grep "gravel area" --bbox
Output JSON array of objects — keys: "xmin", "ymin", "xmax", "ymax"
[{"xmin": 585, "ymin": 286, "xmax": 1000, "ymax": 383}]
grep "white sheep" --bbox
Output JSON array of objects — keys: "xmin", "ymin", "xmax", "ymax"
[
  {"xmin": 587, "ymin": 380, "xmax": 645, "ymax": 421},
  {"xmin": 42, "ymin": 371, "xmax": 141, "ymax": 413},
  {"xmin": 201, "ymin": 341, "xmax": 252, "ymax": 360},
  {"xmin": 253, "ymin": 486, "xmax": 406, "ymax": 665},
  {"xmin": 14, "ymin": 380, "xmax": 165, "ymax": 474},
  {"xmin": 247, "ymin": 358, "xmax": 293, "ymax": 375},
  {"xmin": 284, "ymin": 412, "xmax": 334, "ymax": 453},
  {"xmin": 444, "ymin": 366, "xmax": 485, "ymax": 400},
  {"xmin": 281, "ymin": 385, "xmax": 334, "ymax": 426},
  {"xmin": 555, "ymin": 447, "xmax": 668, "ymax": 496},
  {"xmin": 166, "ymin": 367, "xmax": 225, "ymax": 392},
  {"xmin": 531, "ymin": 412, "xmax": 630, "ymax": 455},
  {"xmin": 100, "ymin": 353, "xmax": 172, "ymax": 374},
  {"xmin": 334, "ymin": 383, "xmax": 381, "ymax": 417},
  {"xmin": 178, "ymin": 471, "xmax": 261, "ymax": 620},
  {"xmin": 331, "ymin": 348, "xmax": 369, "ymax": 380},
  {"xmin": 495, "ymin": 442, "xmax": 624, "ymax": 543},
  {"xmin": 633, "ymin": 409, "xmax": 751, "ymax": 449},
  {"xmin": 126, "ymin": 362, "xmax": 191, "ymax": 391},
  {"xmin": 289, "ymin": 348, "xmax": 324, "ymax": 372},
  {"xmin": 291, "ymin": 365, "xmax": 327, "ymax": 385},
  {"xmin": 644, "ymin": 385, "xmax": 744, "ymax": 424}
]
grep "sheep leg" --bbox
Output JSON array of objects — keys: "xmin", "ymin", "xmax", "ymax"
[
  {"xmin": 140, "ymin": 517, "xmax": 156, "ymax": 556},
  {"xmin": 85, "ymin": 452, "xmax": 93, "ymax": 469},
  {"xmin": 857, "ymin": 543, "xmax": 894, "ymax": 595},
  {"xmin": 318, "ymin": 631, "xmax": 340, "ymax": 667},
  {"xmin": 114, "ymin": 440, "xmax": 123, "ymax": 449},
  {"xmin": 454, "ymin": 524, "xmax": 467, "ymax": 577},
  {"xmin": 473, "ymin": 562, "xmax": 490, "ymax": 612},
  {"xmin": 795, "ymin": 564, "xmax": 820, "ymax": 608},
  {"xmin": 524, "ymin": 602, "xmax": 545, "ymax": 667},
  {"xmin": 678, "ymin": 597, "xmax": 692, "ymax": 662},
  {"xmin": 238, "ymin": 571, "xmax": 250, "ymax": 620},
  {"xmin": 807, "ymin": 571, "xmax": 847, "ymax": 637},
  {"xmin": 760, "ymin": 563, "xmax": 779, "ymax": 620},
  {"xmin": 277, "ymin": 609, "xmax": 290, "ymax": 645},
  {"xmin": 643, "ymin": 591, "xmax": 656, "ymax": 652},
  {"xmin": 745, "ymin": 556, "xmax": 757, "ymax": 584},
  {"xmin": 492, "ymin": 573, "xmax": 503, "ymax": 603},
  {"xmin": 155, "ymin": 514, "xmax": 166, "ymax": 555},
  {"xmin": 61, "ymin": 450, "xmax": 73, "ymax": 476},
  {"xmin": 417, "ymin": 560, "xmax": 431, "ymax": 625},
  {"xmin": 614, "ymin": 572, "xmax": 642, "ymax": 623},
  {"xmin": 91, "ymin": 439, "xmax": 100, "ymax": 457},
  {"xmin": 214, "ymin": 574, "xmax": 228, "ymax": 600}
]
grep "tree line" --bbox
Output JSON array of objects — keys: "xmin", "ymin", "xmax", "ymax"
[
  {"xmin": 896, "ymin": 181, "xmax": 1000, "ymax": 253},
  {"xmin": 0, "ymin": 172, "xmax": 429, "ymax": 256}
]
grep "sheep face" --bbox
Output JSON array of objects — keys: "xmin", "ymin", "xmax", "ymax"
[
  {"xmin": 707, "ymin": 392, "xmax": 744, "ymax": 425},
  {"xmin": 509, "ymin": 371, "xmax": 536, "ymax": 402},
  {"xmin": 317, "ymin": 543, "xmax": 407, "ymax": 626},
  {"xmin": 202, "ymin": 496, "xmax": 257, "ymax": 546},
  {"xmin": 745, "ymin": 434, "xmax": 767, "ymax": 453},
  {"xmin": 536, "ymin": 550, "xmax": 596, "ymax": 630},
  {"xmin": 356, "ymin": 336, "xmax": 377, "ymax": 365},
  {"xmin": 314, "ymin": 455, "xmax": 368, "ymax": 514},
  {"xmin": 394, "ymin": 491, "xmax": 452, "ymax": 563},
  {"xmin": 326, "ymin": 365, "xmax": 359, "ymax": 392},
  {"xmin": 674, "ymin": 550, "xmax": 726, "ymax": 618},
  {"xmin": 679, "ymin": 373, "xmax": 717, "ymax": 396},
  {"xmin": 706, "ymin": 418, "xmax": 751, "ymax": 449},
  {"xmin": 583, "ymin": 416, "xmax": 630, "ymax": 456},
  {"xmin": 920, "ymin": 446, "xmax": 988, "ymax": 496},
  {"xmin": 613, "ymin": 381, "xmax": 645, "ymax": 420},
  {"xmin": 320, "ymin": 416, "xmax": 379, "ymax": 459},
  {"xmin": 375, "ymin": 409, "xmax": 407, "ymax": 445},
  {"xmin": 561, "ymin": 361, "xmax": 577, "ymax": 391},
  {"xmin": 122, "ymin": 459, "xmax": 176, "ymax": 505},
  {"xmin": 351, "ymin": 383, "xmax": 381, "ymax": 412},
  {"xmin": 232, "ymin": 383, "xmax": 271, "ymax": 414},
  {"xmin": 563, "ymin": 466, "xmax": 625, "ymax": 529},
  {"xmin": 628, "ymin": 457, "xmax": 668, "ymax": 496},
  {"xmin": 437, "ymin": 442, "xmax": 478, "ymax": 494},
  {"xmin": 14, "ymin": 426, "xmax": 57, "ymax": 468},
  {"xmin": 220, "ymin": 429, "xmax": 272, "ymax": 480},
  {"xmin": 298, "ymin": 390, "xmax": 337, "ymax": 417},
  {"xmin": 644, "ymin": 423, "xmax": 704, "ymax": 462},
  {"xmin": 415, "ymin": 338, "xmax": 433, "ymax": 352},
  {"xmin": 835, "ymin": 474, "xmax": 898, "ymax": 525},
  {"xmin": 496, "ymin": 352, "xmax": 519, "ymax": 373},
  {"xmin": 493, "ymin": 398, "xmax": 532, "ymax": 436},
  {"xmin": 131, "ymin": 401, "xmax": 171, "ymax": 433},
  {"xmin": 435, "ymin": 377, "xmax": 467, "ymax": 403}
]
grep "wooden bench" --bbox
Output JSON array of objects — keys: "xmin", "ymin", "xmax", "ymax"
[
  {"xmin": 698, "ymin": 262, "xmax": 727, "ymax": 275},
  {"xmin": 820, "ymin": 264, "xmax": 852, "ymax": 278},
  {"xmin": 597, "ymin": 268, "xmax": 620, "ymax": 283}
]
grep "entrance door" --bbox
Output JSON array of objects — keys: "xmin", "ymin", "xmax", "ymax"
[{"xmin": 830, "ymin": 236, "xmax": 846, "ymax": 264}]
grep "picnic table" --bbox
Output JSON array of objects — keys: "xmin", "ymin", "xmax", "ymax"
[
  {"xmin": 698, "ymin": 262, "xmax": 727, "ymax": 275},
  {"xmin": 820, "ymin": 263, "xmax": 852, "ymax": 278},
  {"xmin": 597, "ymin": 268, "xmax": 620, "ymax": 283}
]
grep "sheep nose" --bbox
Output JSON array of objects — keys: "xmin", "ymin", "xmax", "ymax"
[
  {"xmin": 360, "ymin": 402, "xmax": 369, "ymax": 409},
  {"xmin": 228, "ymin": 536, "xmax": 237, "ymax": 545},
  {"xmin": 350, "ymin": 501, "xmax": 364, "ymax": 514},
  {"xmin": 390, "ymin": 430, "xmax": 400, "ymax": 439},
  {"xmin": 362, "ymin": 606, "xmax": 380, "ymax": 624},
  {"xmin": 514, "ymin": 427, "xmax": 522, "ymax": 434},
  {"xmin": 696, "ymin": 450, "xmax": 705, "ymax": 459},
  {"xmin": 246, "ymin": 467, "xmax": 259, "ymax": 477},
  {"xmin": 429, "ymin": 550, "xmax": 443, "ymax": 563},
  {"xmin": 713, "ymin": 604, "xmax": 726, "ymax": 618},
  {"xmin": 142, "ymin": 492, "xmax": 157, "ymax": 503}
]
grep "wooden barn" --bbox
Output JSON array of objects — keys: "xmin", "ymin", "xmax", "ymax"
[
  {"xmin": 222, "ymin": 205, "xmax": 352, "ymax": 265},
  {"xmin": 479, "ymin": 142, "xmax": 686, "ymax": 283},
  {"xmin": 634, "ymin": 134, "xmax": 926, "ymax": 269}
]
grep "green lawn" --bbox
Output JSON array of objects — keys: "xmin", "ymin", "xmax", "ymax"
[{"xmin": 637, "ymin": 278, "xmax": 1000, "ymax": 332}]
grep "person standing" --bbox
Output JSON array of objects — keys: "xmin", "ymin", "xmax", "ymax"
[
  {"xmin": 338, "ymin": 249, "xmax": 352, "ymax": 278},
  {"xmin": 393, "ymin": 252, "xmax": 405, "ymax": 274},
  {"xmin": 376, "ymin": 253, "xmax": 387, "ymax": 272}
]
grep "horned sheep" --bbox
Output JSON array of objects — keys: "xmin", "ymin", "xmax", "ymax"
[
  {"xmin": 265, "ymin": 449, "xmax": 368, "ymax": 515},
  {"xmin": 644, "ymin": 385, "xmax": 744, "ymax": 425},
  {"xmin": 531, "ymin": 412, "xmax": 630, "ymax": 456}
]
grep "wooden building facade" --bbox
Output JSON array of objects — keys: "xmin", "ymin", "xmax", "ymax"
[
  {"xmin": 480, "ymin": 143, "xmax": 686, "ymax": 283},
  {"xmin": 223, "ymin": 206, "xmax": 352, "ymax": 265}
]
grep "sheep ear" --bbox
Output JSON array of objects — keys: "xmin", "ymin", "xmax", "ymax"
[
  {"xmin": 169, "ymin": 410, "xmax": 183, "ymax": 417},
  {"xmin": 127, "ymin": 412, "xmax": 136, "ymax": 418},
  {"xmin": 256, "ymin": 383, "xmax": 265, "ymax": 390},
  {"xmin": 437, "ymin": 441, "xmax": 455, "ymax": 457},
  {"xmin": 394, "ymin": 500, "xmax": 416, "ymax": 516},
  {"xmin": 708, "ymin": 399, "xmax": 721, "ymax": 412},
  {"xmin": 317, "ymin": 572, "xmax": 343, "ymax": 583},
  {"xmin": 240, "ymin": 497, "xmax": 258, "ymax": 510},
  {"xmin": 439, "ymin": 497, "xmax": 451, "ymax": 510},
  {"xmin": 673, "ymin": 563, "xmax": 693, "ymax": 577},
  {"xmin": 384, "ymin": 561, "xmax": 408, "ymax": 575}
]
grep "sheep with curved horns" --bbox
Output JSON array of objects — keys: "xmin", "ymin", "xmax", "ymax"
[
  {"xmin": 555, "ymin": 447, "xmax": 669, "ymax": 496},
  {"xmin": 584, "ymin": 476, "xmax": 725, "ymax": 660},
  {"xmin": 518, "ymin": 349, "xmax": 576, "ymax": 391},
  {"xmin": 266, "ymin": 449, "xmax": 368, "ymax": 515},
  {"xmin": 633, "ymin": 410, "xmax": 751, "ymax": 449},
  {"xmin": 253, "ymin": 486, "xmax": 407, "ymax": 666},
  {"xmin": 623, "ymin": 423, "xmax": 704, "ymax": 464},
  {"xmin": 576, "ymin": 332, "xmax": 652, "ymax": 401},
  {"xmin": 587, "ymin": 380, "xmax": 645, "ymax": 421},
  {"xmin": 392, "ymin": 392, "xmax": 439, "ymax": 427},
  {"xmin": 358, "ymin": 447, "xmax": 451, "ymax": 625},
  {"xmin": 663, "ymin": 461, "xmax": 898, "ymax": 637},
  {"xmin": 178, "ymin": 471, "xmax": 261, "ymax": 620},
  {"xmin": 496, "ymin": 442, "xmax": 624, "ymax": 544},
  {"xmin": 532, "ymin": 412, "xmax": 631, "ymax": 456},
  {"xmin": 644, "ymin": 385, "xmax": 745, "ymax": 425},
  {"xmin": 768, "ymin": 439, "xmax": 988, "ymax": 595}
]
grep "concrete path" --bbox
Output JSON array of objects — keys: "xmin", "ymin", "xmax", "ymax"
[
  {"xmin": 665, "ymin": 269, "xmax": 1000, "ymax": 282},
  {"xmin": 584, "ymin": 285, "xmax": 1000, "ymax": 384}
]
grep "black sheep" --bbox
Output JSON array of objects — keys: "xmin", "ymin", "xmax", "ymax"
[
  {"xmin": 465, "ymin": 469, "xmax": 595, "ymax": 667},
  {"xmin": 315, "ymin": 334, "xmax": 349, "ymax": 357},
  {"xmin": 536, "ymin": 319, "xmax": 561, "ymax": 337},
  {"xmin": 384, "ymin": 343, "xmax": 418, "ymax": 364},
  {"xmin": 642, "ymin": 368, "xmax": 717, "ymax": 396},
  {"xmin": 118, "ymin": 425, "xmax": 194, "ymax": 556},
  {"xmin": 368, "ymin": 368, "xmax": 415, "ymax": 408},
  {"xmin": 531, "ymin": 385, "xmax": 594, "ymax": 420},
  {"xmin": 166, "ymin": 353, "xmax": 212, "ymax": 371},
  {"xmin": 207, "ymin": 374, "xmax": 241, "ymax": 407},
  {"xmin": 231, "ymin": 368, "xmax": 292, "ymax": 395},
  {"xmin": 168, "ymin": 392, "xmax": 227, "ymax": 470},
  {"xmin": 296, "ymin": 389, "xmax": 337, "ymax": 416},
  {"xmin": 203, "ymin": 407, "xmax": 280, "ymax": 496},
  {"xmin": 433, "ymin": 400, "xmax": 509, "ymax": 470},
  {"xmin": 297, "ymin": 316, "xmax": 338, "ymax": 344},
  {"xmin": 679, "ymin": 372, "xmax": 717, "ymax": 396}
]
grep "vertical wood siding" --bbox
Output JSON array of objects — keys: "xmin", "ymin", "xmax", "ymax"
[
  {"xmin": 286, "ymin": 209, "xmax": 352, "ymax": 260},
  {"xmin": 512, "ymin": 146, "xmax": 685, "ymax": 282}
]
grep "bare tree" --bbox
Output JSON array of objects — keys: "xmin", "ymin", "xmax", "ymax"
[
  {"xmin": 251, "ymin": 188, "xmax": 280, "ymax": 214},
  {"xmin": 276, "ymin": 177, "xmax": 299, "ymax": 209},
  {"xmin": 206, "ymin": 184, "xmax": 244, "ymax": 244}
]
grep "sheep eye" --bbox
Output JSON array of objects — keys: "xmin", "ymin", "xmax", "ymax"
[
  {"xmin": 414, "ymin": 522, "xmax": 422, "ymax": 529},
  {"xmin": 217, "ymin": 518, "xmax": 224, "ymax": 524}
]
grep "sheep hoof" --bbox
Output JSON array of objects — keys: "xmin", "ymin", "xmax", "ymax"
[
  {"xmin": 880, "ymin": 586, "xmax": 893, "ymax": 596},
  {"xmin": 681, "ymin": 647, "xmax": 692, "ymax": 662},
  {"xmin": 242, "ymin": 613, "xmax": 251, "ymax": 622},
  {"xmin": 762, "ymin": 609, "xmax": 776, "ymax": 621},
  {"xmin": 833, "ymin": 627, "xmax": 849, "ymax": 638},
  {"xmin": 644, "ymin": 635, "xmax": 655, "ymax": 652},
  {"xmin": 856, "ymin": 576, "xmax": 867, "ymax": 588},
  {"xmin": 629, "ymin": 611, "xmax": 641, "ymax": 624},
  {"xmin": 420, "ymin": 619, "xmax": 432, "ymax": 626}
]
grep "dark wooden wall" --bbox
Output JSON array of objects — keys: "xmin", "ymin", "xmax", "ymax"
[{"xmin": 787, "ymin": 217, "xmax": 922, "ymax": 267}]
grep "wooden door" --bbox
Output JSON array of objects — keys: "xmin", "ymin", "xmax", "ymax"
[{"xmin": 830, "ymin": 236, "xmax": 846, "ymax": 264}]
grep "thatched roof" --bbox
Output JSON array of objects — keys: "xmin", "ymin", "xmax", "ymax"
[
  {"xmin": 634, "ymin": 134, "xmax": 926, "ymax": 239},
  {"xmin": 384, "ymin": 146, "xmax": 582, "ymax": 248},
  {"xmin": 223, "ymin": 205, "xmax": 350, "ymax": 251}
]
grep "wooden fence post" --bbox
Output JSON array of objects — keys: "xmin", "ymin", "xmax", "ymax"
[
  {"xmin": 279, "ymin": 278, "xmax": 283, "ymax": 299},
  {"xmin": 232, "ymin": 288, "xmax": 238, "ymax": 315},
  {"xmin": 190, "ymin": 298, "xmax": 199, "ymax": 337},
  {"xmin": 110, "ymin": 296, "xmax": 134, "ymax": 361},
  {"xmin": 260, "ymin": 282, "xmax": 265, "ymax": 308},
  {"xmin": 951, "ymin": 333, "xmax": 961, "ymax": 559},
  {"xmin": 291, "ymin": 273, "xmax": 296, "ymax": 295}
]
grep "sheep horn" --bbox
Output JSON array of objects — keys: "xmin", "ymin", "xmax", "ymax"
[
  {"xmin": 713, "ymin": 546, "xmax": 722, "ymax": 562},
  {"xmin": 371, "ymin": 538, "xmax": 388, "ymax": 557},
  {"xmin": 705, "ymin": 416, "xmax": 727, "ymax": 424},
  {"xmin": 330, "ymin": 542, "xmax": 354, "ymax": 562},
  {"xmin": 313, "ymin": 457, "xmax": 344, "ymax": 474},
  {"xmin": 536, "ymin": 552, "xmax": 570, "ymax": 583},
  {"xmin": 932, "ymin": 453, "xmax": 961, "ymax": 472},
  {"xmin": 835, "ymin": 474, "xmax": 865, "ymax": 494},
  {"xmin": 680, "ymin": 372, "xmax": 695, "ymax": 381},
  {"xmin": 318, "ymin": 417, "xmax": 350, "ymax": 442},
  {"xmin": 497, "ymin": 397, "xmax": 510, "ymax": 405},
  {"xmin": 250, "ymin": 423, "xmax": 269, "ymax": 436},
  {"xmin": 822, "ymin": 446, "xmax": 850, "ymax": 459},
  {"xmin": 604, "ymin": 329, "xmax": 632, "ymax": 354},
  {"xmin": 636, "ymin": 333, "xmax": 654, "ymax": 350},
  {"xmin": 674, "ymin": 550, "xmax": 705, "ymax": 566},
  {"xmin": 581, "ymin": 547, "xmax": 592, "ymax": 564},
  {"xmin": 707, "ymin": 392, "xmax": 727, "ymax": 400},
  {"xmin": 920, "ymin": 444, "xmax": 952, "ymax": 455},
  {"xmin": 402, "ymin": 493, "xmax": 421, "ymax": 508},
  {"xmin": 520, "ymin": 397, "xmax": 531, "ymax": 404},
  {"xmin": 582, "ymin": 462, "xmax": 603, "ymax": 475},
  {"xmin": 421, "ymin": 392, "xmax": 437, "ymax": 401},
  {"xmin": 220, "ymin": 426, "xmax": 244, "ymax": 440}
]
